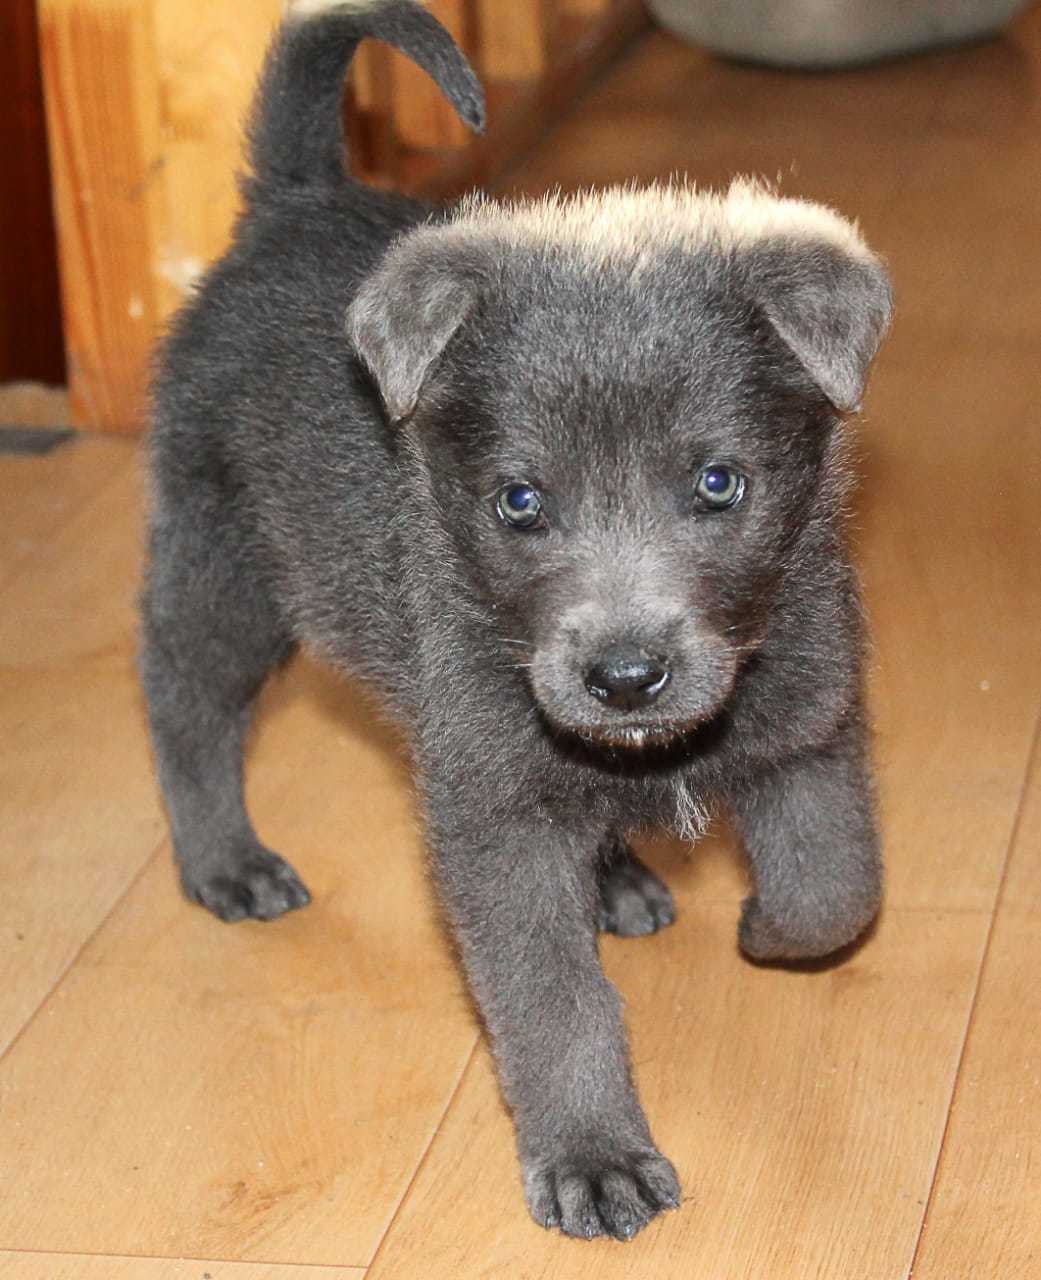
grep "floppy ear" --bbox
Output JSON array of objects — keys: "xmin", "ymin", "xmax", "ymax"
[
  {"xmin": 744, "ymin": 241, "xmax": 893, "ymax": 412},
  {"xmin": 347, "ymin": 233, "xmax": 477, "ymax": 423}
]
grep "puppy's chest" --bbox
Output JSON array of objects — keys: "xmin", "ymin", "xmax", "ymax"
[{"xmin": 540, "ymin": 762, "xmax": 711, "ymax": 844}]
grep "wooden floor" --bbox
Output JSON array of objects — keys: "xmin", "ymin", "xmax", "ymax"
[{"xmin": 3, "ymin": 11, "xmax": 1041, "ymax": 1278}]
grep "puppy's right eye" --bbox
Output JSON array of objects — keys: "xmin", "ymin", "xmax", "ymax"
[
  {"xmin": 496, "ymin": 482, "xmax": 544, "ymax": 530},
  {"xmin": 694, "ymin": 465, "xmax": 745, "ymax": 510}
]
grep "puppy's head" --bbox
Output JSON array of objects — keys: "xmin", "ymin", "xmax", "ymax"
[{"xmin": 348, "ymin": 181, "xmax": 892, "ymax": 750}]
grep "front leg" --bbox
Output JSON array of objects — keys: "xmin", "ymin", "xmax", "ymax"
[
  {"xmin": 730, "ymin": 722, "xmax": 882, "ymax": 961},
  {"xmin": 427, "ymin": 802, "xmax": 680, "ymax": 1240}
]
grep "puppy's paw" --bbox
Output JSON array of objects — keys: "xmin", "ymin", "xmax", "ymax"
[
  {"xmin": 524, "ymin": 1145, "xmax": 681, "ymax": 1241},
  {"xmin": 737, "ymin": 895, "xmax": 790, "ymax": 960},
  {"xmin": 182, "ymin": 846, "xmax": 311, "ymax": 923},
  {"xmin": 739, "ymin": 892, "xmax": 875, "ymax": 962},
  {"xmin": 599, "ymin": 852, "xmax": 675, "ymax": 937}
]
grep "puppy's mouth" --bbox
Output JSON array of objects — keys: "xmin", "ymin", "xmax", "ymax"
[{"xmin": 550, "ymin": 714, "xmax": 711, "ymax": 752}]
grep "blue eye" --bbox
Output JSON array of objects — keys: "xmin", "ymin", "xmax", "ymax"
[
  {"xmin": 496, "ymin": 482, "xmax": 544, "ymax": 529},
  {"xmin": 694, "ymin": 465, "xmax": 745, "ymax": 510}
]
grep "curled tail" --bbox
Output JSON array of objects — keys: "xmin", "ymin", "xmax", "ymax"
[{"xmin": 248, "ymin": 0, "xmax": 485, "ymax": 189}]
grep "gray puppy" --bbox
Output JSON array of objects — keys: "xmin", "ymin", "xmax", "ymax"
[{"xmin": 141, "ymin": 0, "xmax": 892, "ymax": 1242}]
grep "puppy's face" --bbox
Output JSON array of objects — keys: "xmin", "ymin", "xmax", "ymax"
[
  {"xmin": 348, "ymin": 185, "xmax": 892, "ymax": 750},
  {"xmin": 410, "ymin": 262, "xmax": 833, "ymax": 747}
]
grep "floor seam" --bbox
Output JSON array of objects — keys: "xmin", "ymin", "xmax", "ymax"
[
  {"xmin": 362, "ymin": 1033, "xmax": 482, "ymax": 1274},
  {"xmin": 0, "ymin": 1246, "xmax": 363, "ymax": 1270},
  {"xmin": 905, "ymin": 701, "xmax": 1041, "ymax": 1278},
  {"xmin": 0, "ymin": 837, "xmax": 167, "ymax": 1067}
]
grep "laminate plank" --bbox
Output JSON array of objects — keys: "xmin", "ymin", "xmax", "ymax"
[
  {"xmin": 366, "ymin": 907, "xmax": 983, "ymax": 1278},
  {"xmin": 0, "ymin": 444, "xmax": 166, "ymax": 1054},
  {"xmin": 0, "ymin": 1254, "xmax": 360, "ymax": 1279},
  {"xmin": 0, "ymin": 435, "xmax": 127, "ymax": 594},
  {"xmin": 912, "ymin": 736, "xmax": 1041, "ymax": 1279},
  {"xmin": 0, "ymin": 652, "xmax": 477, "ymax": 1266},
  {"xmin": 0, "ymin": 382, "xmax": 69, "ymax": 427}
]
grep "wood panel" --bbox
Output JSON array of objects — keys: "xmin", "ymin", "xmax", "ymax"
[
  {"xmin": 37, "ymin": 0, "xmax": 174, "ymax": 432},
  {"xmin": 37, "ymin": 0, "xmax": 281, "ymax": 433},
  {"xmin": 0, "ymin": 0, "xmax": 66, "ymax": 384},
  {"xmin": 476, "ymin": 0, "xmax": 546, "ymax": 81},
  {"xmin": 404, "ymin": 0, "xmax": 649, "ymax": 196},
  {"xmin": 392, "ymin": 0, "xmax": 472, "ymax": 151},
  {"xmin": 37, "ymin": 1, "xmax": 647, "ymax": 430},
  {"xmin": 348, "ymin": 38, "xmax": 396, "ymax": 183},
  {"xmin": 563, "ymin": 0, "xmax": 611, "ymax": 14},
  {"xmin": 151, "ymin": 0, "xmax": 283, "ymax": 306}
]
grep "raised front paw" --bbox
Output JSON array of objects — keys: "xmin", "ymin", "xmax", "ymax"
[
  {"xmin": 181, "ymin": 845, "xmax": 311, "ymax": 923},
  {"xmin": 523, "ymin": 1143, "xmax": 681, "ymax": 1241},
  {"xmin": 738, "ymin": 889, "xmax": 877, "ymax": 962},
  {"xmin": 599, "ymin": 850, "xmax": 676, "ymax": 937}
]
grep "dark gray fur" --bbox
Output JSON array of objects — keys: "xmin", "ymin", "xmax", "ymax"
[{"xmin": 141, "ymin": 0, "xmax": 892, "ymax": 1243}]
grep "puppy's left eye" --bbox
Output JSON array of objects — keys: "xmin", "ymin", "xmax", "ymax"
[
  {"xmin": 496, "ymin": 482, "xmax": 544, "ymax": 529},
  {"xmin": 694, "ymin": 465, "xmax": 745, "ymax": 510}
]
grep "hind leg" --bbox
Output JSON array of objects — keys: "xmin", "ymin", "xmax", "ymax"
[
  {"xmin": 141, "ymin": 497, "xmax": 309, "ymax": 923},
  {"xmin": 597, "ymin": 832, "xmax": 676, "ymax": 937}
]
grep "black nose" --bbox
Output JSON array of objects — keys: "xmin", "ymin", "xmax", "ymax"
[{"xmin": 584, "ymin": 648, "xmax": 671, "ymax": 711}]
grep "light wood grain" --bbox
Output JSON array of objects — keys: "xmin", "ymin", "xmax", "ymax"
[
  {"xmin": 151, "ymin": 0, "xmax": 283, "ymax": 312},
  {"xmin": 861, "ymin": 333, "xmax": 1041, "ymax": 912},
  {"xmin": 0, "ymin": 444, "xmax": 144, "ymax": 664},
  {"xmin": 0, "ymin": 1255, "xmax": 359, "ymax": 1279},
  {"xmin": 37, "ymin": 0, "xmax": 166, "ymax": 431},
  {"xmin": 37, "ymin": 0, "xmax": 282, "ymax": 432},
  {"xmin": 911, "ymin": 737, "xmax": 1041, "ymax": 1279}
]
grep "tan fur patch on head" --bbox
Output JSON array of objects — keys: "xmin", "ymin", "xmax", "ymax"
[
  {"xmin": 287, "ymin": 0, "xmax": 388, "ymax": 19},
  {"xmin": 445, "ymin": 178, "xmax": 875, "ymax": 267}
]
